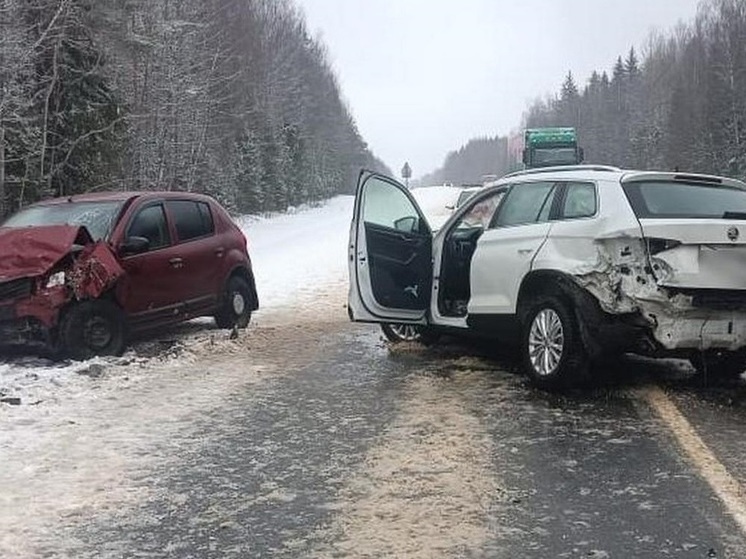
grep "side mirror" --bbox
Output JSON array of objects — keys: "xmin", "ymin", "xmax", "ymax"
[
  {"xmin": 119, "ymin": 236, "xmax": 150, "ymax": 256},
  {"xmin": 394, "ymin": 216, "xmax": 418, "ymax": 233}
]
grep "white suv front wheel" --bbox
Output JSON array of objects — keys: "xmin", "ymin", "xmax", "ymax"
[
  {"xmin": 380, "ymin": 323, "xmax": 440, "ymax": 345},
  {"xmin": 522, "ymin": 295, "xmax": 588, "ymax": 389}
]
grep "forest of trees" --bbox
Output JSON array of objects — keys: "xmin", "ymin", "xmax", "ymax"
[
  {"xmin": 418, "ymin": 136, "xmax": 510, "ymax": 187},
  {"xmin": 0, "ymin": 0, "xmax": 388, "ymax": 218},
  {"xmin": 427, "ymin": 0, "xmax": 746, "ymax": 186}
]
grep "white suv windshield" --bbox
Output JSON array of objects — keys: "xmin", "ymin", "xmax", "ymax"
[
  {"xmin": 2, "ymin": 201, "xmax": 123, "ymax": 240},
  {"xmin": 623, "ymin": 181, "xmax": 746, "ymax": 219}
]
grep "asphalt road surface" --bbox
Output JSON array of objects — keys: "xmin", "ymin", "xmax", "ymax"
[{"xmin": 4, "ymin": 288, "xmax": 746, "ymax": 558}]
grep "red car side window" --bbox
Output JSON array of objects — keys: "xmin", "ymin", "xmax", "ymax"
[{"xmin": 127, "ymin": 204, "xmax": 171, "ymax": 250}]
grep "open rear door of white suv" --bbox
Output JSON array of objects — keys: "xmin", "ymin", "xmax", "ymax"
[{"xmin": 348, "ymin": 171, "xmax": 433, "ymax": 324}]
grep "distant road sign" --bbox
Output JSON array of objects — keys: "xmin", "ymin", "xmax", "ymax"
[{"xmin": 401, "ymin": 162, "xmax": 412, "ymax": 179}]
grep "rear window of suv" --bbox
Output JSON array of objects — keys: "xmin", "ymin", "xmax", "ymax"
[{"xmin": 623, "ymin": 181, "xmax": 746, "ymax": 219}]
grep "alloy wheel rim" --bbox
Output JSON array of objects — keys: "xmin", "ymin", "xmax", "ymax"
[
  {"xmin": 390, "ymin": 324, "xmax": 422, "ymax": 341},
  {"xmin": 528, "ymin": 308, "xmax": 564, "ymax": 376},
  {"xmin": 232, "ymin": 292, "xmax": 246, "ymax": 315}
]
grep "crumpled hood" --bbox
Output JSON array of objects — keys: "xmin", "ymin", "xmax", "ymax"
[{"xmin": 0, "ymin": 225, "xmax": 94, "ymax": 282}]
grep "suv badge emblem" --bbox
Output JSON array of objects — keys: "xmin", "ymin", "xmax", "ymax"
[{"xmin": 728, "ymin": 226, "xmax": 740, "ymax": 242}]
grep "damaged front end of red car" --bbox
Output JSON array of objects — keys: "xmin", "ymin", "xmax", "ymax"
[{"xmin": 0, "ymin": 225, "xmax": 124, "ymax": 351}]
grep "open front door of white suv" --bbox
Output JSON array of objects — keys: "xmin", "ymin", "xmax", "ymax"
[{"xmin": 348, "ymin": 170, "xmax": 433, "ymax": 324}]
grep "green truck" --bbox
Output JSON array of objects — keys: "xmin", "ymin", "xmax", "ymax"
[{"xmin": 522, "ymin": 127, "xmax": 584, "ymax": 169}]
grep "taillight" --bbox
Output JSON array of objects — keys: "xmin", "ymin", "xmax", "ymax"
[{"xmin": 646, "ymin": 238, "xmax": 682, "ymax": 255}]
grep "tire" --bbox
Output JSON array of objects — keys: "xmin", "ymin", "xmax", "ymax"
[
  {"xmin": 690, "ymin": 351, "xmax": 746, "ymax": 381},
  {"xmin": 58, "ymin": 300, "xmax": 127, "ymax": 360},
  {"xmin": 215, "ymin": 275, "xmax": 253, "ymax": 330},
  {"xmin": 521, "ymin": 295, "xmax": 588, "ymax": 389},
  {"xmin": 380, "ymin": 323, "xmax": 439, "ymax": 345}
]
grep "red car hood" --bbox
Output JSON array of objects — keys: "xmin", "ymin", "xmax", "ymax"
[{"xmin": 0, "ymin": 225, "xmax": 95, "ymax": 282}]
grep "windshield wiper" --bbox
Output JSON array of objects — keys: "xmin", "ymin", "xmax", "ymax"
[{"xmin": 722, "ymin": 211, "xmax": 746, "ymax": 219}]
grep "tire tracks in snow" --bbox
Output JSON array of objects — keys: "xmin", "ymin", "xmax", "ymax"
[{"xmin": 309, "ymin": 368, "xmax": 507, "ymax": 558}]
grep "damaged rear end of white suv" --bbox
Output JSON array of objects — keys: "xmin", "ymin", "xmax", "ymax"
[{"xmin": 554, "ymin": 171, "xmax": 746, "ymax": 383}]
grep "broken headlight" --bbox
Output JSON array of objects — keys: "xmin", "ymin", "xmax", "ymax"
[{"xmin": 45, "ymin": 271, "xmax": 66, "ymax": 289}]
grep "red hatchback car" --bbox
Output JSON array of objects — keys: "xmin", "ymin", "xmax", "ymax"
[{"xmin": 0, "ymin": 191, "xmax": 258, "ymax": 359}]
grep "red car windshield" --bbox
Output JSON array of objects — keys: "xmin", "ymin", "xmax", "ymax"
[{"xmin": 2, "ymin": 201, "xmax": 123, "ymax": 241}]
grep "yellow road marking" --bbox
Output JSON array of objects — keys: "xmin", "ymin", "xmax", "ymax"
[{"xmin": 634, "ymin": 385, "xmax": 746, "ymax": 534}]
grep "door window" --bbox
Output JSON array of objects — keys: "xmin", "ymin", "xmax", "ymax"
[
  {"xmin": 456, "ymin": 191, "xmax": 505, "ymax": 229},
  {"xmin": 363, "ymin": 177, "xmax": 422, "ymax": 233},
  {"xmin": 127, "ymin": 204, "xmax": 171, "ymax": 250},
  {"xmin": 561, "ymin": 182, "xmax": 597, "ymax": 219},
  {"xmin": 167, "ymin": 200, "xmax": 214, "ymax": 242},
  {"xmin": 492, "ymin": 182, "xmax": 558, "ymax": 228}
]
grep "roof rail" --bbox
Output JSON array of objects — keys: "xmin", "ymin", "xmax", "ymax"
[{"xmin": 502, "ymin": 164, "xmax": 622, "ymax": 179}]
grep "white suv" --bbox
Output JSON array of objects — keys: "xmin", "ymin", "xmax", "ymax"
[{"xmin": 348, "ymin": 166, "xmax": 746, "ymax": 388}]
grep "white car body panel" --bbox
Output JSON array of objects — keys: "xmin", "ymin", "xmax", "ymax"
[
  {"xmin": 468, "ymin": 222, "xmax": 552, "ymax": 315},
  {"xmin": 637, "ymin": 218, "xmax": 746, "ymax": 290}
]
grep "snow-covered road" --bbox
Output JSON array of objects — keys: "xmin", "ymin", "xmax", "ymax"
[{"xmin": 239, "ymin": 196, "xmax": 353, "ymax": 311}]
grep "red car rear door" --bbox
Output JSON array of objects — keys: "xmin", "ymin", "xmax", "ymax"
[{"xmin": 164, "ymin": 199, "xmax": 223, "ymax": 312}]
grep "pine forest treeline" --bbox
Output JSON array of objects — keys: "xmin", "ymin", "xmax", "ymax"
[
  {"xmin": 0, "ymin": 0, "xmax": 388, "ymax": 218},
  {"xmin": 419, "ymin": 136, "xmax": 511, "ymax": 187},
  {"xmin": 528, "ymin": 0, "xmax": 746, "ymax": 176},
  {"xmin": 427, "ymin": 0, "xmax": 746, "ymax": 185}
]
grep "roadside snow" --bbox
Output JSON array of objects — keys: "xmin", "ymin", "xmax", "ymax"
[
  {"xmin": 411, "ymin": 185, "xmax": 460, "ymax": 231},
  {"xmin": 237, "ymin": 195, "xmax": 354, "ymax": 310}
]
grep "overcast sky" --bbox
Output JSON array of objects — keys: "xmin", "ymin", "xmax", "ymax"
[{"xmin": 295, "ymin": 0, "xmax": 703, "ymax": 178}]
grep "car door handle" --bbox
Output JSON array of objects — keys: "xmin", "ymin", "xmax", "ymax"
[
  {"xmin": 517, "ymin": 248, "xmax": 534, "ymax": 255},
  {"xmin": 169, "ymin": 257, "xmax": 184, "ymax": 268},
  {"xmin": 214, "ymin": 247, "xmax": 224, "ymax": 257}
]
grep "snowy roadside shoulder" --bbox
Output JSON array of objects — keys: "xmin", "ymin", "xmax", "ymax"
[
  {"xmin": 0, "ymin": 326, "xmax": 248, "ymax": 412},
  {"xmin": 411, "ymin": 185, "xmax": 461, "ymax": 231},
  {"xmin": 237, "ymin": 195, "xmax": 353, "ymax": 310}
]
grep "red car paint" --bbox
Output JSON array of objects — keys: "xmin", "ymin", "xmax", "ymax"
[
  {"xmin": 0, "ymin": 225, "xmax": 93, "ymax": 281},
  {"xmin": 0, "ymin": 191, "xmax": 257, "ymax": 352},
  {"xmin": 0, "ymin": 225, "xmax": 124, "ymax": 328}
]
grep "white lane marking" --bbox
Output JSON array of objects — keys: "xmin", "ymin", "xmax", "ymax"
[{"xmin": 634, "ymin": 385, "xmax": 746, "ymax": 534}]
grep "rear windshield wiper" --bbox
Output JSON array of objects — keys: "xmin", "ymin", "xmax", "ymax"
[{"xmin": 722, "ymin": 211, "xmax": 746, "ymax": 219}]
